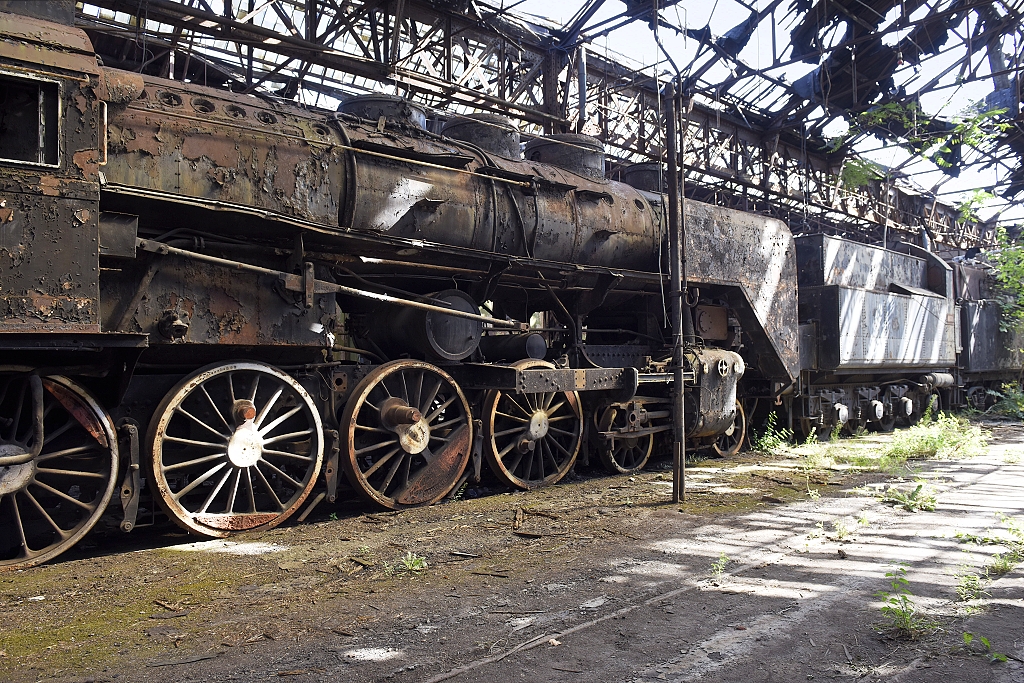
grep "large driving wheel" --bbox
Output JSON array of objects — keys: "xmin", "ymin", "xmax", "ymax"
[
  {"xmin": 0, "ymin": 374, "xmax": 118, "ymax": 570},
  {"xmin": 341, "ymin": 360, "xmax": 472, "ymax": 509},
  {"xmin": 597, "ymin": 404, "xmax": 654, "ymax": 474},
  {"xmin": 148, "ymin": 362, "xmax": 323, "ymax": 538},
  {"xmin": 712, "ymin": 400, "xmax": 746, "ymax": 457},
  {"xmin": 482, "ymin": 360, "xmax": 582, "ymax": 489}
]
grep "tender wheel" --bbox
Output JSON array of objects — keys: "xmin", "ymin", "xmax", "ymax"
[
  {"xmin": 148, "ymin": 362, "xmax": 323, "ymax": 538},
  {"xmin": 712, "ymin": 400, "xmax": 746, "ymax": 457},
  {"xmin": 869, "ymin": 413, "xmax": 897, "ymax": 433},
  {"xmin": 482, "ymin": 360, "xmax": 582, "ymax": 489},
  {"xmin": 597, "ymin": 404, "xmax": 654, "ymax": 474},
  {"xmin": 0, "ymin": 374, "xmax": 118, "ymax": 570},
  {"xmin": 341, "ymin": 360, "xmax": 471, "ymax": 509}
]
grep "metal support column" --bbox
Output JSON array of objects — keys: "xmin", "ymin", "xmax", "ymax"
[{"xmin": 667, "ymin": 79, "xmax": 686, "ymax": 504}]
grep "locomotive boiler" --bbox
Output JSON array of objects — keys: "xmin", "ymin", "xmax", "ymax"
[{"xmin": 0, "ymin": 5, "xmax": 799, "ymax": 568}]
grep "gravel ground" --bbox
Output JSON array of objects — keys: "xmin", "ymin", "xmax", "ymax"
[{"xmin": 2, "ymin": 420, "xmax": 1022, "ymax": 683}]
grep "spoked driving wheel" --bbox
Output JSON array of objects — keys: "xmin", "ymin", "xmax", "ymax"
[
  {"xmin": 148, "ymin": 362, "xmax": 323, "ymax": 538},
  {"xmin": 712, "ymin": 400, "xmax": 746, "ymax": 457},
  {"xmin": 597, "ymin": 404, "xmax": 654, "ymax": 474},
  {"xmin": 482, "ymin": 360, "xmax": 582, "ymax": 490},
  {"xmin": 341, "ymin": 360, "xmax": 472, "ymax": 509},
  {"xmin": 0, "ymin": 374, "xmax": 118, "ymax": 570}
]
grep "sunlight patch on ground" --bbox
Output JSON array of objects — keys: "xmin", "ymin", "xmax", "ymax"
[{"xmin": 162, "ymin": 540, "xmax": 287, "ymax": 555}]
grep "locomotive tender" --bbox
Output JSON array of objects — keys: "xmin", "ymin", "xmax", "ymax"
[{"xmin": 0, "ymin": 4, "xmax": 1017, "ymax": 569}]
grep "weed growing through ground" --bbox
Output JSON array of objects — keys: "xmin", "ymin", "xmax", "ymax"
[
  {"xmin": 751, "ymin": 411, "xmax": 793, "ymax": 454},
  {"xmin": 880, "ymin": 413, "xmax": 987, "ymax": 472},
  {"xmin": 986, "ymin": 383, "xmax": 1024, "ymax": 421},
  {"xmin": 963, "ymin": 632, "xmax": 1009, "ymax": 663},
  {"xmin": 953, "ymin": 566, "xmax": 989, "ymax": 601},
  {"xmin": 400, "ymin": 551, "xmax": 428, "ymax": 572},
  {"xmin": 1004, "ymin": 450, "xmax": 1022, "ymax": 464},
  {"xmin": 857, "ymin": 514, "xmax": 870, "ymax": 526},
  {"xmin": 711, "ymin": 552, "xmax": 730, "ymax": 578},
  {"xmin": 875, "ymin": 565, "xmax": 930, "ymax": 638},
  {"xmin": 882, "ymin": 483, "xmax": 937, "ymax": 512},
  {"xmin": 955, "ymin": 513, "xmax": 1024, "ymax": 577},
  {"xmin": 832, "ymin": 519, "xmax": 852, "ymax": 541}
]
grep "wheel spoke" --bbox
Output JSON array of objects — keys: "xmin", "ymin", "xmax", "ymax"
[
  {"xmin": 198, "ymin": 468, "xmax": 233, "ymax": 514},
  {"xmin": 22, "ymin": 488, "xmax": 71, "ymax": 538},
  {"xmin": 224, "ymin": 468, "xmax": 241, "ymax": 513},
  {"xmin": 429, "ymin": 418, "xmax": 466, "ymax": 432},
  {"xmin": 258, "ymin": 459, "xmax": 303, "ymax": 490},
  {"xmin": 35, "ymin": 445, "xmax": 99, "ymax": 462},
  {"xmin": 163, "ymin": 435, "xmax": 226, "ymax": 449},
  {"xmin": 263, "ymin": 428, "xmax": 314, "ymax": 445},
  {"xmin": 363, "ymin": 446, "xmax": 401, "ymax": 478},
  {"xmin": 248, "ymin": 374, "xmax": 260, "ymax": 402},
  {"xmin": 497, "ymin": 440, "xmax": 517, "ymax": 459},
  {"xmin": 41, "ymin": 419, "xmax": 75, "ymax": 447},
  {"xmin": 252, "ymin": 464, "xmax": 285, "ymax": 511},
  {"xmin": 254, "ymin": 386, "xmax": 283, "ymax": 428},
  {"xmin": 258, "ymin": 404, "xmax": 303, "ymax": 437},
  {"xmin": 377, "ymin": 452, "xmax": 405, "ymax": 494},
  {"xmin": 244, "ymin": 468, "xmax": 256, "ymax": 512},
  {"xmin": 8, "ymin": 494, "xmax": 30, "ymax": 557},
  {"xmin": 494, "ymin": 411, "xmax": 528, "ymax": 423},
  {"xmin": 172, "ymin": 462, "xmax": 229, "ymax": 501},
  {"xmin": 262, "ymin": 448, "xmax": 313, "ymax": 463},
  {"xmin": 503, "ymin": 394, "xmax": 532, "ymax": 418},
  {"xmin": 424, "ymin": 395, "xmax": 456, "ymax": 423},
  {"xmin": 420, "ymin": 378, "xmax": 442, "ymax": 415},
  {"xmin": 201, "ymin": 385, "xmax": 232, "ymax": 433},
  {"xmin": 545, "ymin": 399, "xmax": 566, "ymax": 416},
  {"xmin": 34, "ymin": 467, "xmax": 106, "ymax": 479},
  {"xmin": 30, "ymin": 479, "xmax": 95, "ymax": 511},
  {"xmin": 355, "ymin": 437, "xmax": 399, "ymax": 456},
  {"xmin": 548, "ymin": 425, "xmax": 577, "ymax": 438},
  {"xmin": 176, "ymin": 407, "xmax": 229, "ymax": 441},
  {"xmin": 493, "ymin": 425, "xmax": 526, "ymax": 438},
  {"xmin": 548, "ymin": 433, "xmax": 573, "ymax": 457},
  {"xmin": 164, "ymin": 451, "xmax": 228, "ymax": 472},
  {"xmin": 355, "ymin": 424, "xmax": 391, "ymax": 434}
]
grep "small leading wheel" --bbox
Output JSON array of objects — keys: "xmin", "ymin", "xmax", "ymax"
[
  {"xmin": 712, "ymin": 400, "xmax": 746, "ymax": 457},
  {"xmin": 482, "ymin": 360, "xmax": 582, "ymax": 490},
  {"xmin": 341, "ymin": 360, "xmax": 472, "ymax": 509},
  {"xmin": 148, "ymin": 362, "xmax": 324, "ymax": 538},
  {"xmin": 0, "ymin": 374, "xmax": 119, "ymax": 570},
  {"xmin": 597, "ymin": 404, "xmax": 654, "ymax": 474}
]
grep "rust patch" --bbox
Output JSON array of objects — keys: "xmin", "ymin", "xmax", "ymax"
[
  {"xmin": 42, "ymin": 379, "xmax": 109, "ymax": 448},
  {"xmin": 193, "ymin": 512, "xmax": 281, "ymax": 531},
  {"xmin": 0, "ymin": 207, "xmax": 13, "ymax": 223},
  {"xmin": 39, "ymin": 176, "xmax": 60, "ymax": 197},
  {"xmin": 206, "ymin": 287, "xmax": 258, "ymax": 344},
  {"xmin": 94, "ymin": 68, "xmax": 144, "ymax": 104},
  {"xmin": 394, "ymin": 423, "xmax": 471, "ymax": 505},
  {"xmin": 72, "ymin": 150, "xmax": 99, "ymax": 179}
]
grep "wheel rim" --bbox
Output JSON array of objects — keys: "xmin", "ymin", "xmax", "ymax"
[
  {"xmin": 870, "ymin": 414, "xmax": 897, "ymax": 433},
  {"xmin": 712, "ymin": 400, "xmax": 746, "ymax": 457},
  {"xmin": 341, "ymin": 360, "xmax": 472, "ymax": 509},
  {"xmin": 148, "ymin": 362, "xmax": 323, "ymax": 538},
  {"xmin": 483, "ymin": 360, "xmax": 582, "ymax": 490},
  {"xmin": 597, "ymin": 404, "xmax": 653, "ymax": 474},
  {"xmin": 0, "ymin": 375, "xmax": 118, "ymax": 570}
]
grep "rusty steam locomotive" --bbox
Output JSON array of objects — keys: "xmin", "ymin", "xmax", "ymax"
[{"xmin": 0, "ymin": 5, "xmax": 1018, "ymax": 569}]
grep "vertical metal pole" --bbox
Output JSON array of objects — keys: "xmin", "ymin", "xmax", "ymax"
[
  {"xmin": 667, "ymin": 79, "xmax": 685, "ymax": 504},
  {"xmin": 577, "ymin": 44, "xmax": 587, "ymax": 133}
]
